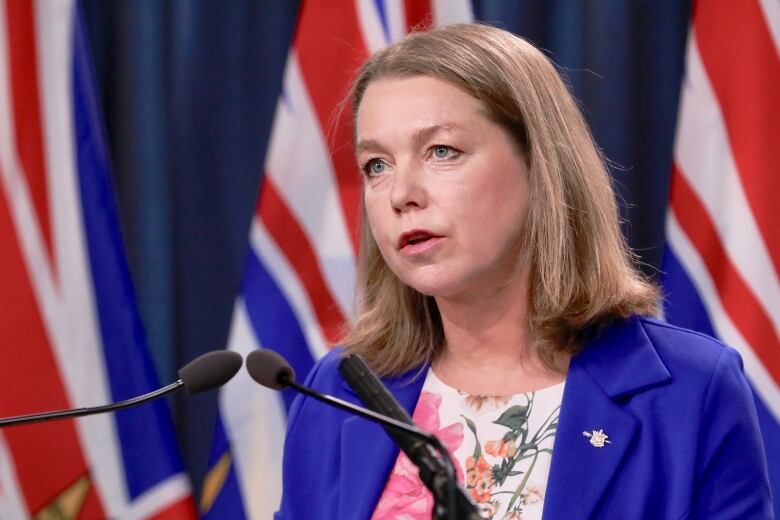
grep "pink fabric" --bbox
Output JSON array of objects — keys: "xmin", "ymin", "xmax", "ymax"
[{"xmin": 372, "ymin": 391, "xmax": 464, "ymax": 520}]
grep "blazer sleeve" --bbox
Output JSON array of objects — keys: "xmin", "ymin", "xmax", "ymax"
[{"xmin": 691, "ymin": 346, "xmax": 773, "ymax": 519}]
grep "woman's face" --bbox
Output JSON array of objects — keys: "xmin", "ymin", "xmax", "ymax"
[{"xmin": 356, "ymin": 75, "xmax": 530, "ymax": 301}]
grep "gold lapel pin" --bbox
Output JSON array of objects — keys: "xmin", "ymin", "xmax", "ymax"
[{"xmin": 582, "ymin": 429, "xmax": 611, "ymax": 448}]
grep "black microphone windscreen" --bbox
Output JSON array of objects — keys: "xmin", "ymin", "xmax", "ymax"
[
  {"xmin": 178, "ymin": 350, "xmax": 243, "ymax": 394},
  {"xmin": 246, "ymin": 349, "xmax": 295, "ymax": 390}
]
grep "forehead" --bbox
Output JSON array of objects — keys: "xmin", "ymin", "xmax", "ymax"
[{"xmin": 356, "ymin": 76, "xmax": 489, "ymax": 138}]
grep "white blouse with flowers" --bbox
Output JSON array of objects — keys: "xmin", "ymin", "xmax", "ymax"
[{"xmin": 372, "ymin": 369, "xmax": 564, "ymax": 520}]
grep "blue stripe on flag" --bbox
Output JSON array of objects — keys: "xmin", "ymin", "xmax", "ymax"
[
  {"xmin": 202, "ymin": 416, "xmax": 248, "ymax": 519},
  {"xmin": 241, "ymin": 246, "xmax": 316, "ymax": 412},
  {"xmin": 659, "ymin": 243, "xmax": 716, "ymax": 338},
  {"xmin": 71, "ymin": 7, "xmax": 185, "ymax": 499},
  {"xmin": 661, "ymin": 244, "xmax": 780, "ymax": 504},
  {"xmin": 373, "ymin": 0, "xmax": 392, "ymax": 42}
]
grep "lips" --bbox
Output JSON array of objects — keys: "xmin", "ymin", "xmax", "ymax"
[{"xmin": 398, "ymin": 229, "xmax": 443, "ymax": 252}]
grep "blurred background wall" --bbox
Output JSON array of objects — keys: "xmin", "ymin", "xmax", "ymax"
[{"xmin": 80, "ymin": 0, "xmax": 691, "ymax": 501}]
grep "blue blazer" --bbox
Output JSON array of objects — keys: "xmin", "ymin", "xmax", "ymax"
[{"xmin": 276, "ymin": 317, "xmax": 773, "ymax": 519}]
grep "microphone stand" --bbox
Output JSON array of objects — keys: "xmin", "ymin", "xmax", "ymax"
[
  {"xmin": 0, "ymin": 380, "xmax": 183, "ymax": 428},
  {"xmin": 338, "ymin": 354, "xmax": 480, "ymax": 519},
  {"xmin": 281, "ymin": 375, "xmax": 476, "ymax": 520},
  {"xmin": 0, "ymin": 349, "xmax": 242, "ymax": 428}
]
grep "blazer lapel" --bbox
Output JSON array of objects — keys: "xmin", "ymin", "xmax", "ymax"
[
  {"xmin": 543, "ymin": 317, "xmax": 670, "ymax": 519},
  {"xmin": 338, "ymin": 367, "xmax": 428, "ymax": 520},
  {"xmin": 542, "ymin": 361, "xmax": 639, "ymax": 519}
]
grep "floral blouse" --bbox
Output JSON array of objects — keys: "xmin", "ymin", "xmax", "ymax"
[{"xmin": 372, "ymin": 369, "xmax": 564, "ymax": 520}]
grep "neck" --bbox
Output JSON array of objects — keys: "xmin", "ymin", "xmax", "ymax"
[
  {"xmin": 436, "ymin": 269, "xmax": 531, "ymax": 364},
  {"xmin": 432, "ymin": 267, "xmax": 568, "ymax": 395}
]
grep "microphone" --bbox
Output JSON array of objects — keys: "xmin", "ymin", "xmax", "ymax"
[
  {"xmin": 245, "ymin": 349, "xmax": 436, "ymax": 443},
  {"xmin": 0, "ymin": 350, "xmax": 242, "ymax": 428},
  {"xmin": 339, "ymin": 353, "xmax": 480, "ymax": 520},
  {"xmin": 178, "ymin": 350, "xmax": 243, "ymax": 393},
  {"xmin": 246, "ymin": 349, "xmax": 480, "ymax": 520}
]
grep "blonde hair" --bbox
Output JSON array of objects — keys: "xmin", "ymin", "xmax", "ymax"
[{"xmin": 342, "ymin": 23, "xmax": 659, "ymax": 376}]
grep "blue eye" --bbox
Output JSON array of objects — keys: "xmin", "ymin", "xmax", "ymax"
[
  {"xmin": 364, "ymin": 159, "xmax": 387, "ymax": 177},
  {"xmin": 432, "ymin": 145, "xmax": 454, "ymax": 159}
]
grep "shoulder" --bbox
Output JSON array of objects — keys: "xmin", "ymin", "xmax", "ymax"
[
  {"xmin": 585, "ymin": 317, "xmax": 760, "ymax": 433},
  {"xmin": 631, "ymin": 317, "xmax": 754, "ymax": 416},
  {"xmin": 636, "ymin": 317, "xmax": 744, "ymax": 387},
  {"xmin": 578, "ymin": 315, "xmax": 745, "ymax": 400},
  {"xmin": 632, "ymin": 319, "xmax": 773, "ymax": 517},
  {"xmin": 286, "ymin": 347, "xmax": 349, "ymax": 428},
  {"xmin": 301, "ymin": 346, "xmax": 347, "ymax": 391},
  {"xmin": 591, "ymin": 316, "xmax": 763, "ymax": 464},
  {"xmin": 637, "ymin": 316, "xmax": 730, "ymax": 359}
]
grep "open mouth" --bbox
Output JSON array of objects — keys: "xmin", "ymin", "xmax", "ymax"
[{"xmin": 399, "ymin": 230, "xmax": 441, "ymax": 250}]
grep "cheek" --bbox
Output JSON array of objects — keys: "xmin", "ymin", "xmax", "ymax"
[
  {"xmin": 459, "ymin": 176, "xmax": 528, "ymax": 248},
  {"xmin": 364, "ymin": 197, "xmax": 382, "ymax": 235},
  {"xmin": 364, "ymin": 199, "xmax": 395, "ymax": 257}
]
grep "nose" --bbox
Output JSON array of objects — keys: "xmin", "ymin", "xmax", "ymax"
[{"xmin": 389, "ymin": 161, "xmax": 428, "ymax": 214}]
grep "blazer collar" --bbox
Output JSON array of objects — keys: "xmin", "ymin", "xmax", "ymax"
[
  {"xmin": 543, "ymin": 316, "xmax": 671, "ymax": 520},
  {"xmin": 575, "ymin": 316, "xmax": 671, "ymax": 399},
  {"xmin": 338, "ymin": 365, "xmax": 428, "ymax": 520}
]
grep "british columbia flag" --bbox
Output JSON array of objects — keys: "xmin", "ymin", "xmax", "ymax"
[
  {"xmin": 202, "ymin": 0, "xmax": 780, "ymax": 518},
  {"xmin": 0, "ymin": 1, "xmax": 195, "ymax": 518},
  {"xmin": 661, "ymin": 0, "xmax": 780, "ymax": 511},
  {"xmin": 201, "ymin": 1, "xmax": 472, "ymax": 518}
]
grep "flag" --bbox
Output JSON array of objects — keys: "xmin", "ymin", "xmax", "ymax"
[
  {"xmin": 662, "ymin": 0, "xmax": 780, "ymax": 512},
  {"xmin": 201, "ymin": 1, "xmax": 472, "ymax": 518},
  {"xmin": 0, "ymin": 1, "xmax": 196, "ymax": 518}
]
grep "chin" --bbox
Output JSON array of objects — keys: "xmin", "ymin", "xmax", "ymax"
[
  {"xmin": 398, "ymin": 273, "xmax": 465, "ymax": 300},
  {"xmin": 389, "ymin": 261, "xmax": 474, "ymax": 299}
]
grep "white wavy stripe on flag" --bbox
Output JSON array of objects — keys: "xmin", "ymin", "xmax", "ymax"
[
  {"xmin": 356, "ymin": 0, "xmax": 393, "ymax": 53},
  {"xmin": 120, "ymin": 474, "xmax": 190, "ymax": 520},
  {"xmin": 1, "ymin": 0, "xmax": 108, "ymax": 442},
  {"xmin": 250, "ymin": 218, "xmax": 330, "ymax": 360},
  {"xmin": 264, "ymin": 51, "xmax": 356, "ymax": 318},
  {"xmin": 222, "ymin": 298, "xmax": 286, "ymax": 520},
  {"xmin": 667, "ymin": 212, "xmax": 780, "ymax": 419},
  {"xmin": 33, "ymin": 2, "xmax": 133, "ymax": 515},
  {"xmin": 758, "ymin": 0, "xmax": 780, "ymax": 57},
  {"xmin": 432, "ymin": 0, "xmax": 474, "ymax": 26},
  {"xmin": 0, "ymin": 433, "xmax": 28, "ymax": 519},
  {"xmin": 673, "ymin": 35, "xmax": 780, "ymax": 339},
  {"xmin": 35, "ymin": 0, "xmax": 109, "ymax": 410},
  {"xmin": 0, "ymin": 1, "xmax": 60, "ymax": 360}
]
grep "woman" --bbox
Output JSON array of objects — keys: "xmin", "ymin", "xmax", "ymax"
[{"xmin": 276, "ymin": 24, "xmax": 772, "ymax": 519}]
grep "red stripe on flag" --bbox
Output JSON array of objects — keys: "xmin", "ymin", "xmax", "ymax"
[
  {"xmin": 0, "ymin": 185, "xmax": 105, "ymax": 516},
  {"xmin": 74, "ymin": 482, "xmax": 105, "ymax": 519},
  {"xmin": 405, "ymin": 0, "xmax": 433, "ymax": 31},
  {"xmin": 5, "ymin": 0, "xmax": 54, "ymax": 266},
  {"xmin": 294, "ymin": 0, "xmax": 366, "ymax": 253},
  {"xmin": 694, "ymin": 0, "xmax": 780, "ymax": 272},
  {"xmin": 670, "ymin": 164, "xmax": 780, "ymax": 383},
  {"xmin": 257, "ymin": 179, "xmax": 346, "ymax": 343},
  {"xmin": 149, "ymin": 495, "xmax": 198, "ymax": 520}
]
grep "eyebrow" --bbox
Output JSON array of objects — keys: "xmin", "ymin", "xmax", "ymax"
[
  {"xmin": 355, "ymin": 138, "xmax": 387, "ymax": 155},
  {"xmin": 355, "ymin": 123, "xmax": 464, "ymax": 155},
  {"xmin": 412, "ymin": 123, "xmax": 462, "ymax": 146}
]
